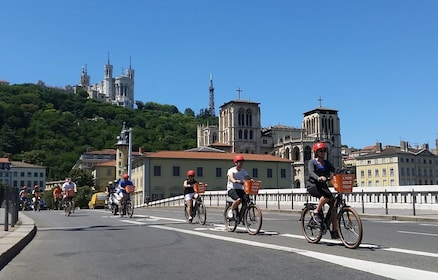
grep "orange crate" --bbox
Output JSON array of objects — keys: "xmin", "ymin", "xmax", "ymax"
[
  {"xmin": 331, "ymin": 174, "xmax": 355, "ymax": 193},
  {"xmin": 125, "ymin": 185, "xmax": 135, "ymax": 193},
  {"xmin": 244, "ymin": 180, "xmax": 261, "ymax": 195},
  {"xmin": 194, "ymin": 182, "xmax": 207, "ymax": 193}
]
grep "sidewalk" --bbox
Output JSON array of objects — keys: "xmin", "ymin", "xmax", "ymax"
[{"xmin": 0, "ymin": 208, "xmax": 36, "ymax": 270}]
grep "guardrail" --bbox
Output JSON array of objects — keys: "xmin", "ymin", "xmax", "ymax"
[{"xmin": 139, "ymin": 186, "xmax": 438, "ymax": 216}]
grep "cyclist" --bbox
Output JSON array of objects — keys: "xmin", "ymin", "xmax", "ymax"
[
  {"xmin": 226, "ymin": 154, "xmax": 252, "ymax": 222},
  {"xmin": 183, "ymin": 169, "xmax": 199, "ymax": 222},
  {"xmin": 62, "ymin": 178, "xmax": 77, "ymax": 209},
  {"xmin": 117, "ymin": 174, "xmax": 134, "ymax": 215},
  {"xmin": 19, "ymin": 186, "xmax": 29, "ymax": 209},
  {"xmin": 306, "ymin": 142, "xmax": 338, "ymax": 238},
  {"xmin": 31, "ymin": 185, "xmax": 42, "ymax": 211},
  {"xmin": 53, "ymin": 185, "xmax": 62, "ymax": 210}
]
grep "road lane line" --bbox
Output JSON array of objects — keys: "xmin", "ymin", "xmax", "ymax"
[
  {"xmin": 397, "ymin": 230, "xmax": 438, "ymax": 237},
  {"xmin": 149, "ymin": 224, "xmax": 438, "ymax": 280}
]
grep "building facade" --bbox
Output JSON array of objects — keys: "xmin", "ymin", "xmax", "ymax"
[{"xmin": 356, "ymin": 141, "xmax": 438, "ymax": 187}]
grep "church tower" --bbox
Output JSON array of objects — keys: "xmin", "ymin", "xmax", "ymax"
[
  {"xmin": 104, "ymin": 53, "xmax": 115, "ymax": 100},
  {"xmin": 209, "ymin": 73, "xmax": 215, "ymax": 116},
  {"xmin": 115, "ymin": 122, "xmax": 130, "ymax": 179},
  {"xmin": 79, "ymin": 65, "xmax": 90, "ymax": 88},
  {"xmin": 218, "ymin": 88, "xmax": 261, "ymax": 154},
  {"xmin": 302, "ymin": 98, "xmax": 342, "ymax": 169}
]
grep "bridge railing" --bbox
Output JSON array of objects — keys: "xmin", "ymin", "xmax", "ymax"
[{"xmin": 139, "ymin": 185, "xmax": 438, "ymax": 216}]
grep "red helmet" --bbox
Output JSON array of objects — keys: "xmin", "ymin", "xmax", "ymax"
[
  {"xmin": 187, "ymin": 170, "xmax": 195, "ymax": 177},
  {"xmin": 312, "ymin": 142, "xmax": 327, "ymax": 152},
  {"xmin": 233, "ymin": 155, "xmax": 244, "ymax": 163},
  {"xmin": 123, "ymin": 174, "xmax": 129, "ymax": 179}
]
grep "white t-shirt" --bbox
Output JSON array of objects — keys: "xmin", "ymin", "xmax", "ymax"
[
  {"xmin": 227, "ymin": 166, "xmax": 249, "ymax": 191},
  {"xmin": 62, "ymin": 182, "xmax": 76, "ymax": 192}
]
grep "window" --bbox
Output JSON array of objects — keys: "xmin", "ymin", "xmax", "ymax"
[
  {"xmin": 280, "ymin": 169, "xmax": 286, "ymax": 178},
  {"xmin": 196, "ymin": 167, "xmax": 203, "ymax": 177},
  {"xmin": 382, "ymin": 168, "xmax": 387, "ymax": 176},
  {"xmin": 172, "ymin": 166, "xmax": 180, "ymax": 177},
  {"xmin": 367, "ymin": 169, "xmax": 371, "ymax": 177},
  {"xmin": 360, "ymin": 170, "xmax": 364, "ymax": 177},
  {"xmin": 390, "ymin": 168, "xmax": 394, "ymax": 176},
  {"xmin": 267, "ymin": 168, "xmax": 273, "ymax": 178},
  {"xmin": 153, "ymin": 166, "xmax": 161, "ymax": 176},
  {"xmin": 252, "ymin": 168, "xmax": 258, "ymax": 178},
  {"xmin": 375, "ymin": 169, "xmax": 379, "ymax": 177},
  {"xmin": 216, "ymin": 168, "xmax": 222, "ymax": 177}
]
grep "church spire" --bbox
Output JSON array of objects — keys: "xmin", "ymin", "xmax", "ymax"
[{"xmin": 209, "ymin": 73, "xmax": 215, "ymax": 116}]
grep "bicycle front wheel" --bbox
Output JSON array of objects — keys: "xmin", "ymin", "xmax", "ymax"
[
  {"xmin": 300, "ymin": 206, "xmax": 323, "ymax": 243},
  {"xmin": 197, "ymin": 202, "xmax": 206, "ymax": 225},
  {"xmin": 244, "ymin": 204, "xmax": 262, "ymax": 235},
  {"xmin": 337, "ymin": 206, "xmax": 363, "ymax": 249},
  {"xmin": 224, "ymin": 204, "xmax": 237, "ymax": 232},
  {"xmin": 126, "ymin": 201, "xmax": 134, "ymax": 218}
]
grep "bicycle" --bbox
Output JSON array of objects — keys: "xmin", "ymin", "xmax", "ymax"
[
  {"xmin": 300, "ymin": 174, "xmax": 363, "ymax": 249},
  {"xmin": 120, "ymin": 185, "xmax": 134, "ymax": 218},
  {"xmin": 64, "ymin": 189, "xmax": 76, "ymax": 216},
  {"xmin": 224, "ymin": 180, "xmax": 263, "ymax": 235},
  {"xmin": 184, "ymin": 182, "xmax": 207, "ymax": 225}
]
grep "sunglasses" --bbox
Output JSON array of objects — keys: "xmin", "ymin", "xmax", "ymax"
[{"xmin": 317, "ymin": 149, "xmax": 327, "ymax": 152}]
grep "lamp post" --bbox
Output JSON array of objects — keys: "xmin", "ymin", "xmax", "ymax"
[{"xmin": 1, "ymin": 161, "xmax": 12, "ymax": 231}]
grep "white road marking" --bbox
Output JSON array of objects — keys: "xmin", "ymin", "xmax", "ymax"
[
  {"xmin": 150, "ymin": 224, "xmax": 438, "ymax": 280},
  {"xmin": 397, "ymin": 230, "xmax": 438, "ymax": 237}
]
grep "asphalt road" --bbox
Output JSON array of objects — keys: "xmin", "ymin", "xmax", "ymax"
[{"xmin": 1, "ymin": 206, "xmax": 438, "ymax": 280}]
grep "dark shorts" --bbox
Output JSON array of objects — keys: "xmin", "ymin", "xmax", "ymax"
[
  {"xmin": 228, "ymin": 188, "xmax": 246, "ymax": 201},
  {"xmin": 307, "ymin": 182, "xmax": 333, "ymax": 199}
]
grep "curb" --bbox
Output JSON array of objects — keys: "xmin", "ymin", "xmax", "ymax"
[{"xmin": 0, "ymin": 214, "xmax": 37, "ymax": 271}]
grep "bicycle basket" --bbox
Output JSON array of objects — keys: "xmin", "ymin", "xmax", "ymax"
[
  {"xmin": 66, "ymin": 189, "xmax": 76, "ymax": 198},
  {"xmin": 194, "ymin": 182, "xmax": 207, "ymax": 193},
  {"xmin": 331, "ymin": 174, "xmax": 355, "ymax": 193},
  {"xmin": 125, "ymin": 185, "xmax": 135, "ymax": 193},
  {"xmin": 244, "ymin": 180, "xmax": 261, "ymax": 195}
]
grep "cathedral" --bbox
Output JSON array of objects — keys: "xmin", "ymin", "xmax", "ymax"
[
  {"xmin": 73, "ymin": 56, "xmax": 135, "ymax": 109},
  {"xmin": 197, "ymin": 77, "xmax": 342, "ymax": 188}
]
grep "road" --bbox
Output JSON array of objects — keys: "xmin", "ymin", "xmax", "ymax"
[{"xmin": 2, "ymin": 206, "xmax": 438, "ymax": 280}]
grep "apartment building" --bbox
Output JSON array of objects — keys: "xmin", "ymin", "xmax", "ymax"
[{"xmin": 356, "ymin": 141, "xmax": 438, "ymax": 187}]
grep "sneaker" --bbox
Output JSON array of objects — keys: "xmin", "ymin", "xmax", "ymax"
[
  {"xmin": 330, "ymin": 230, "xmax": 339, "ymax": 239},
  {"xmin": 312, "ymin": 212, "xmax": 322, "ymax": 223},
  {"xmin": 188, "ymin": 216, "xmax": 193, "ymax": 223},
  {"xmin": 227, "ymin": 209, "xmax": 234, "ymax": 218}
]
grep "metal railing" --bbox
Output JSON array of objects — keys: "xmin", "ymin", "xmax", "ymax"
[{"xmin": 139, "ymin": 186, "xmax": 438, "ymax": 217}]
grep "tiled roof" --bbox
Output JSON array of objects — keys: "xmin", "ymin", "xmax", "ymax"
[
  {"xmin": 84, "ymin": 149, "xmax": 116, "ymax": 155},
  {"xmin": 142, "ymin": 151, "xmax": 293, "ymax": 162},
  {"xmin": 95, "ymin": 160, "xmax": 116, "ymax": 167},
  {"xmin": 0, "ymin": 158, "xmax": 10, "ymax": 163}
]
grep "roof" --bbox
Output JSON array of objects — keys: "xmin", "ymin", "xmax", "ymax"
[
  {"xmin": 84, "ymin": 149, "xmax": 116, "ymax": 155},
  {"xmin": 141, "ymin": 151, "xmax": 293, "ymax": 163},
  {"xmin": 0, "ymin": 158, "xmax": 10, "ymax": 163},
  {"xmin": 94, "ymin": 160, "xmax": 117, "ymax": 167},
  {"xmin": 185, "ymin": 146, "xmax": 225, "ymax": 152},
  {"xmin": 10, "ymin": 161, "xmax": 46, "ymax": 168}
]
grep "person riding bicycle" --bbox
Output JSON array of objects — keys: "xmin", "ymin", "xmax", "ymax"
[
  {"xmin": 62, "ymin": 178, "xmax": 77, "ymax": 208},
  {"xmin": 117, "ymin": 174, "xmax": 134, "ymax": 214},
  {"xmin": 226, "ymin": 155, "xmax": 252, "ymax": 222},
  {"xmin": 183, "ymin": 169, "xmax": 200, "ymax": 223},
  {"xmin": 306, "ymin": 142, "xmax": 338, "ymax": 238},
  {"xmin": 31, "ymin": 184, "xmax": 42, "ymax": 211},
  {"xmin": 52, "ymin": 185, "xmax": 62, "ymax": 209},
  {"xmin": 19, "ymin": 185, "xmax": 29, "ymax": 207}
]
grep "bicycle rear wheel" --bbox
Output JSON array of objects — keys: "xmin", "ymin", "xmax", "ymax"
[
  {"xmin": 224, "ymin": 204, "xmax": 237, "ymax": 232},
  {"xmin": 197, "ymin": 202, "xmax": 206, "ymax": 225},
  {"xmin": 65, "ymin": 201, "xmax": 71, "ymax": 216},
  {"xmin": 337, "ymin": 206, "xmax": 363, "ymax": 249},
  {"xmin": 300, "ymin": 206, "xmax": 323, "ymax": 243},
  {"xmin": 244, "ymin": 204, "xmax": 262, "ymax": 235}
]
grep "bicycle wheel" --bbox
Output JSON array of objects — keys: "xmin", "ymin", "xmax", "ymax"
[
  {"xmin": 224, "ymin": 204, "xmax": 237, "ymax": 232},
  {"xmin": 244, "ymin": 204, "xmax": 262, "ymax": 235},
  {"xmin": 300, "ymin": 206, "xmax": 323, "ymax": 243},
  {"xmin": 126, "ymin": 201, "xmax": 134, "ymax": 218},
  {"xmin": 197, "ymin": 202, "xmax": 206, "ymax": 225},
  {"xmin": 65, "ymin": 201, "xmax": 71, "ymax": 216},
  {"xmin": 337, "ymin": 206, "xmax": 363, "ymax": 249}
]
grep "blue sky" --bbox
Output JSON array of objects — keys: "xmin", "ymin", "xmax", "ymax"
[{"xmin": 1, "ymin": 1, "xmax": 438, "ymax": 149}]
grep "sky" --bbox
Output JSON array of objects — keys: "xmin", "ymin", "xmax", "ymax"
[{"xmin": 1, "ymin": 1, "xmax": 438, "ymax": 149}]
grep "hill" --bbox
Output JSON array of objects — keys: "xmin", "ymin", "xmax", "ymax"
[{"xmin": 0, "ymin": 83, "xmax": 217, "ymax": 180}]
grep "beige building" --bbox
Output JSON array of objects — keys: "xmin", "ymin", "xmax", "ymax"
[
  {"xmin": 130, "ymin": 151, "xmax": 293, "ymax": 205},
  {"xmin": 356, "ymin": 141, "xmax": 438, "ymax": 187}
]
